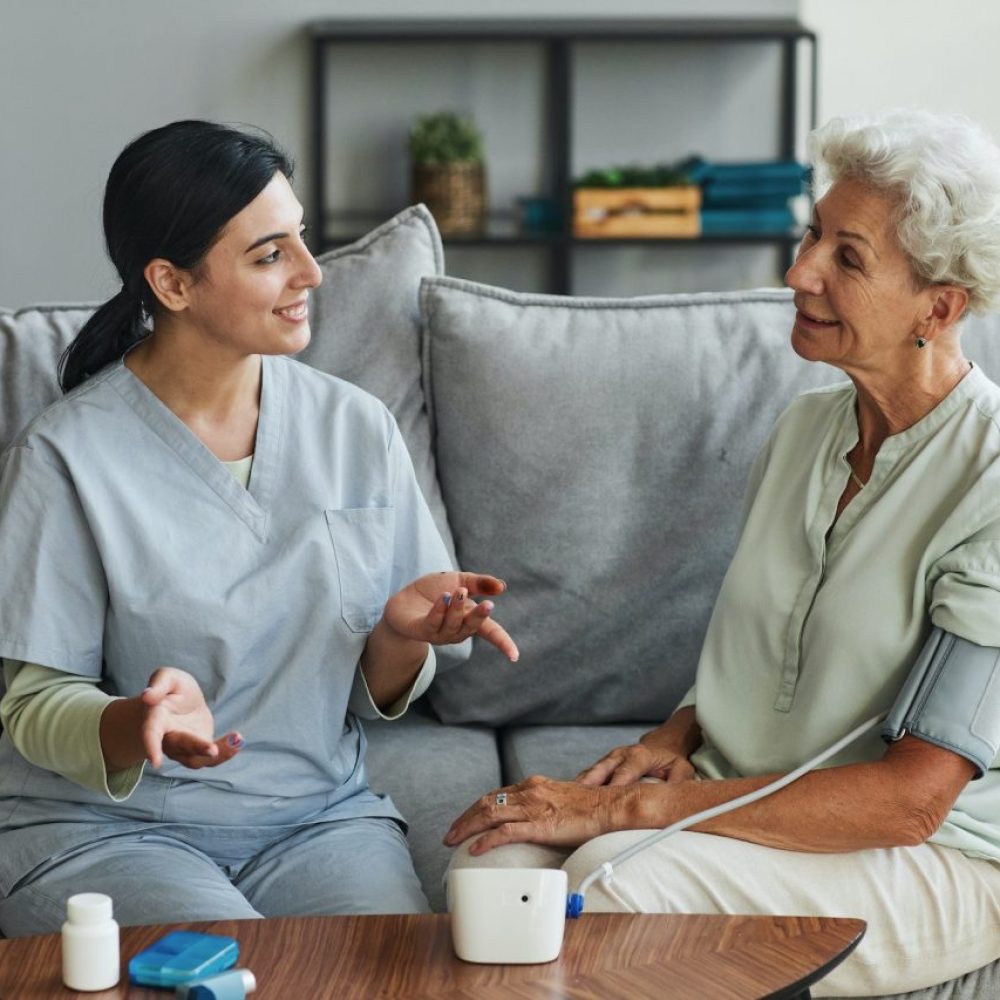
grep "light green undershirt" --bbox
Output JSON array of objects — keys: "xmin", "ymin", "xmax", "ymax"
[{"xmin": 0, "ymin": 454, "xmax": 434, "ymax": 801}]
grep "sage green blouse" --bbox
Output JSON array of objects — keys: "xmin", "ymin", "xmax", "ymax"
[{"xmin": 685, "ymin": 364, "xmax": 1000, "ymax": 860}]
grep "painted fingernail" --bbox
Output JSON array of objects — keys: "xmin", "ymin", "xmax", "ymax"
[
  {"xmin": 442, "ymin": 593, "xmax": 452, "ymax": 607},
  {"xmin": 482, "ymin": 601, "xmax": 494, "ymax": 612},
  {"xmin": 228, "ymin": 734, "xmax": 244, "ymax": 748}
]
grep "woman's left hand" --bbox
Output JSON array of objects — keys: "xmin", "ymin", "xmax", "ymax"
[
  {"xmin": 443, "ymin": 775, "xmax": 639, "ymax": 855},
  {"xmin": 382, "ymin": 571, "xmax": 519, "ymax": 661}
]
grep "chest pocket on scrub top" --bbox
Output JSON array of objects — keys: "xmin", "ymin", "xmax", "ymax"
[{"xmin": 325, "ymin": 507, "xmax": 395, "ymax": 632}]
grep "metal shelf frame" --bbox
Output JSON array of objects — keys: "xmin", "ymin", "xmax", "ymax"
[{"xmin": 308, "ymin": 19, "xmax": 818, "ymax": 294}]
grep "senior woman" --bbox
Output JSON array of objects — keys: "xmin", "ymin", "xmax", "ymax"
[{"xmin": 445, "ymin": 109, "xmax": 1000, "ymax": 997}]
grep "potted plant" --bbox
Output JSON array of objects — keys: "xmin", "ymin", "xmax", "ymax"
[{"xmin": 409, "ymin": 111, "xmax": 486, "ymax": 234}]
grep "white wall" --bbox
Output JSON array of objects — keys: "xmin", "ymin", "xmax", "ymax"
[
  {"xmin": 0, "ymin": 0, "xmax": 797, "ymax": 304},
  {"xmin": 33, "ymin": 0, "xmax": 1000, "ymax": 298},
  {"xmin": 15, "ymin": 0, "xmax": 1000, "ymax": 299},
  {"xmin": 801, "ymin": 0, "xmax": 1000, "ymax": 141}
]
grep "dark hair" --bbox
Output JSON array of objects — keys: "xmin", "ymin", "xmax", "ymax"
[{"xmin": 60, "ymin": 120, "xmax": 293, "ymax": 392}]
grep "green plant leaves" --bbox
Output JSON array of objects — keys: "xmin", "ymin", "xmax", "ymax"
[{"xmin": 409, "ymin": 111, "xmax": 484, "ymax": 165}]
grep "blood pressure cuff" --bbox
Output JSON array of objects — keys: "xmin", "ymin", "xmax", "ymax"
[{"xmin": 882, "ymin": 628, "xmax": 1000, "ymax": 778}]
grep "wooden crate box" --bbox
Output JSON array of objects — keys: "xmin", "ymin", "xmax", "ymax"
[{"xmin": 573, "ymin": 186, "xmax": 702, "ymax": 238}]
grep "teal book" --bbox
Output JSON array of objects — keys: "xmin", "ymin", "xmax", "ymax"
[{"xmin": 700, "ymin": 206, "xmax": 798, "ymax": 234}]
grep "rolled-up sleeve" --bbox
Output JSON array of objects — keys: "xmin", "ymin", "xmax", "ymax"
[{"xmin": 929, "ymin": 536, "xmax": 1000, "ymax": 648}]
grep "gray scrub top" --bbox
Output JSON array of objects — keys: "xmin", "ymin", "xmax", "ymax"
[
  {"xmin": 0, "ymin": 356, "xmax": 453, "ymax": 894},
  {"xmin": 686, "ymin": 365, "xmax": 1000, "ymax": 861}
]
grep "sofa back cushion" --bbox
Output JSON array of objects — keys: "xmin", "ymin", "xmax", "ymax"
[
  {"xmin": 420, "ymin": 277, "xmax": 1000, "ymax": 726},
  {"xmin": 0, "ymin": 305, "xmax": 94, "ymax": 451}
]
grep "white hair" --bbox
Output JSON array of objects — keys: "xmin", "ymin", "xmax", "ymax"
[{"xmin": 809, "ymin": 109, "xmax": 1000, "ymax": 315}]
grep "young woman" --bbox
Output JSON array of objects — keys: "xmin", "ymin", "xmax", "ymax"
[{"xmin": 0, "ymin": 120, "xmax": 517, "ymax": 936}]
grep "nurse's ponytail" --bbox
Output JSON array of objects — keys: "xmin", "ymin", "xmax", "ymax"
[
  {"xmin": 59, "ymin": 120, "xmax": 293, "ymax": 392},
  {"xmin": 60, "ymin": 286, "xmax": 148, "ymax": 393}
]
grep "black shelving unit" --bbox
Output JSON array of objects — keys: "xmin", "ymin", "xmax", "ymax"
[{"xmin": 308, "ymin": 19, "xmax": 818, "ymax": 294}]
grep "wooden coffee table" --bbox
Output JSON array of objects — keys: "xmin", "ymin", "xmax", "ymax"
[{"xmin": 0, "ymin": 912, "xmax": 864, "ymax": 999}]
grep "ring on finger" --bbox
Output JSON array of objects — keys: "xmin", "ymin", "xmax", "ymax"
[{"xmin": 495, "ymin": 792, "xmax": 508, "ymax": 806}]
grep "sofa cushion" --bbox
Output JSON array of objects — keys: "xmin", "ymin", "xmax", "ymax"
[
  {"xmin": 500, "ymin": 724, "xmax": 649, "ymax": 784},
  {"xmin": 300, "ymin": 204, "xmax": 454, "ymax": 559},
  {"xmin": 362, "ymin": 706, "xmax": 500, "ymax": 912},
  {"xmin": 0, "ymin": 305, "xmax": 95, "ymax": 451},
  {"xmin": 422, "ymin": 280, "xmax": 841, "ymax": 726}
]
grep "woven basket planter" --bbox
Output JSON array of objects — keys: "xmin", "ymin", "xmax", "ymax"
[{"xmin": 412, "ymin": 161, "xmax": 486, "ymax": 234}]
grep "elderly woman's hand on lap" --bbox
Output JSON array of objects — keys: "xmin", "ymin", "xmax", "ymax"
[
  {"xmin": 444, "ymin": 775, "xmax": 643, "ymax": 855},
  {"xmin": 576, "ymin": 705, "xmax": 701, "ymax": 786}
]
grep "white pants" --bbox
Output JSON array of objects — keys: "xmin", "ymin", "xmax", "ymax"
[{"xmin": 448, "ymin": 832, "xmax": 1000, "ymax": 997}]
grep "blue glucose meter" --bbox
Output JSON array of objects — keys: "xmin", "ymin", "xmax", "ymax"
[{"xmin": 128, "ymin": 930, "xmax": 239, "ymax": 987}]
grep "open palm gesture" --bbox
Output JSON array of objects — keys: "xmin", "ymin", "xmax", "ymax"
[{"xmin": 382, "ymin": 572, "xmax": 519, "ymax": 661}]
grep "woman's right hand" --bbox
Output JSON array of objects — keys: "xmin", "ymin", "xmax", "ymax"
[
  {"xmin": 101, "ymin": 667, "xmax": 243, "ymax": 772},
  {"xmin": 138, "ymin": 667, "xmax": 243, "ymax": 769},
  {"xmin": 575, "ymin": 739, "xmax": 696, "ymax": 786}
]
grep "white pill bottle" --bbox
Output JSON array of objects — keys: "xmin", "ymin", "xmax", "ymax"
[{"xmin": 61, "ymin": 892, "xmax": 120, "ymax": 991}]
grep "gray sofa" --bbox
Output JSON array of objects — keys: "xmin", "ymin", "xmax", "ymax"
[{"xmin": 3, "ymin": 204, "xmax": 1000, "ymax": 998}]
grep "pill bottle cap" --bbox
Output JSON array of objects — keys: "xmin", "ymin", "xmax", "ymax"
[{"xmin": 67, "ymin": 893, "xmax": 114, "ymax": 925}]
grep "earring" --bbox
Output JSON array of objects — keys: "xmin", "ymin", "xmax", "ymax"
[{"xmin": 916, "ymin": 337, "xmax": 927, "ymax": 349}]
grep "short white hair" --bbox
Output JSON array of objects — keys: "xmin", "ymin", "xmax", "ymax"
[{"xmin": 809, "ymin": 109, "xmax": 1000, "ymax": 315}]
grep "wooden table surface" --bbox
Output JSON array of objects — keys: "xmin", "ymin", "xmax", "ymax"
[{"xmin": 0, "ymin": 912, "xmax": 865, "ymax": 999}]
